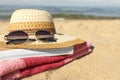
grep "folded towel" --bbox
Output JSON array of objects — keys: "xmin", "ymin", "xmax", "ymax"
[{"xmin": 0, "ymin": 42, "xmax": 92, "ymax": 80}]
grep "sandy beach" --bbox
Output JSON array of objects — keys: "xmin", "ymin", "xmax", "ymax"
[{"xmin": 0, "ymin": 19, "xmax": 120, "ymax": 80}]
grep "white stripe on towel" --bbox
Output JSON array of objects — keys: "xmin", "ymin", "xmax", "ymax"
[{"xmin": 0, "ymin": 47, "xmax": 73, "ymax": 61}]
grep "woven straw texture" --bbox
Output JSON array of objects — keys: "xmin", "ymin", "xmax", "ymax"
[{"xmin": 9, "ymin": 9, "xmax": 56, "ymax": 34}]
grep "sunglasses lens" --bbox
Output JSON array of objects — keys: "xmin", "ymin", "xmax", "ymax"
[
  {"xmin": 36, "ymin": 30, "xmax": 56, "ymax": 42},
  {"xmin": 5, "ymin": 31, "xmax": 28, "ymax": 44}
]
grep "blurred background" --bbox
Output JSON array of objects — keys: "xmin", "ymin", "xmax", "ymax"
[
  {"xmin": 1, "ymin": 0, "xmax": 120, "ymax": 19},
  {"xmin": 0, "ymin": 1, "xmax": 120, "ymax": 80}
]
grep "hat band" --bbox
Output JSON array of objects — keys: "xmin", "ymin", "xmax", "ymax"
[{"xmin": 9, "ymin": 21, "xmax": 55, "ymax": 32}]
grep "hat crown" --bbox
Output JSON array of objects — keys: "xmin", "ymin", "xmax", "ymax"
[
  {"xmin": 10, "ymin": 9, "xmax": 53, "ymax": 23},
  {"xmin": 9, "ymin": 9, "xmax": 56, "ymax": 35}
]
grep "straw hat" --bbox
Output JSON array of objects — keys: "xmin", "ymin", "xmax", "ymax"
[{"xmin": 0, "ymin": 9, "xmax": 85, "ymax": 49}]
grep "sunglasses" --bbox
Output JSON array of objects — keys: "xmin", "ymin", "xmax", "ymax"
[{"xmin": 4, "ymin": 30, "xmax": 56, "ymax": 44}]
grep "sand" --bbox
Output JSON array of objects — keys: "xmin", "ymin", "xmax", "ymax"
[{"xmin": 0, "ymin": 19, "xmax": 120, "ymax": 80}]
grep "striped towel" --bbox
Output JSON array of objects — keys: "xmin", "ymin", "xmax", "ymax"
[{"xmin": 0, "ymin": 42, "xmax": 92, "ymax": 80}]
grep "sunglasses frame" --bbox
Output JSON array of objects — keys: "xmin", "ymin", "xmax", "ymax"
[{"xmin": 5, "ymin": 30, "xmax": 56, "ymax": 44}]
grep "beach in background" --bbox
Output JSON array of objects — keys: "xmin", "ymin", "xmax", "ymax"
[
  {"xmin": 0, "ymin": 5, "xmax": 120, "ymax": 80},
  {"xmin": 1, "ymin": 5, "xmax": 120, "ymax": 19}
]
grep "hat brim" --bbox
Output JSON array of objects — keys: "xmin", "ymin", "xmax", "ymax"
[{"xmin": 0, "ymin": 34, "xmax": 85, "ymax": 49}]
